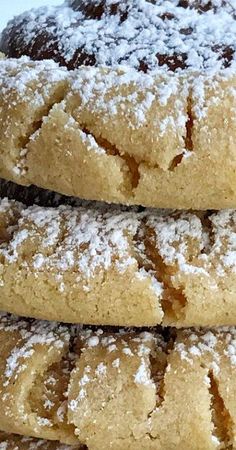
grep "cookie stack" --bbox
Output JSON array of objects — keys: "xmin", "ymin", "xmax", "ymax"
[{"xmin": 0, "ymin": 0, "xmax": 236, "ymax": 449}]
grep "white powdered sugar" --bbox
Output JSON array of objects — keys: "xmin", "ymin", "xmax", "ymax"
[
  {"xmin": 0, "ymin": 0, "xmax": 235, "ymax": 133},
  {"xmin": 0, "ymin": 444, "xmax": 7, "ymax": 450},
  {"xmin": 2, "ymin": 1, "xmax": 236, "ymax": 74},
  {"xmin": 135, "ymin": 267, "xmax": 164, "ymax": 297},
  {"xmin": 223, "ymin": 328, "xmax": 236, "ymax": 366},
  {"xmin": 112, "ymin": 358, "xmax": 120, "ymax": 368},
  {"xmin": 176, "ymin": 328, "xmax": 220, "ymax": 369},
  {"xmin": 147, "ymin": 211, "xmax": 207, "ymax": 273},
  {"xmin": 37, "ymin": 417, "xmax": 53, "ymax": 428},
  {"xmin": 0, "ymin": 200, "xmax": 140, "ymax": 283},
  {"xmin": 70, "ymin": 67, "xmax": 186, "ymax": 128},
  {"xmin": 87, "ymin": 336, "xmax": 100, "ymax": 347},
  {"xmin": 134, "ymin": 357, "xmax": 153, "ymax": 386},
  {"xmin": 1, "ymin": 199, "xmax": 236, "ymax": 296},
  {"xmin": 0, "ymin": 56, "xmax": 67, "ymax": 105},
  {"xmin": 95, "ymin": 362, "xmax": 107, "ymax": 377},
  {"xmin": 0, "ymin": 313, "xmax": 70, "ymax": 387},
  {"xmin": 2, "ymin": 311, "xmax": 236, "ymax": 446},
  {"xmin": 123, "ymin": 347, "xmax": 134, "ymax": 356},
  {"xmin": 79, "ymin": 129, "xmax": 106, "ymax": 155},
  {"xmin": 176, "ymin": 326, "xmax": 236, "ymax": 373}
]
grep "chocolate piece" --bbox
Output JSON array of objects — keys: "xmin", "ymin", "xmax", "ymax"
[{"xmin": 1, "ymin": 0, "xmax": 235, "ymax": 72}]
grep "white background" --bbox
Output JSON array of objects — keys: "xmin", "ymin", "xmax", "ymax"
[{"xmin": 0, "ymin": 0, "xmax": 60, "ymax": 31}]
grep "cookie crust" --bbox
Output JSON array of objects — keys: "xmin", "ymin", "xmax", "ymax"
[
  {"xmin": 1, "ymin": 187, "xmax": 236, "ymax": 326},
  {"xmin": 0, "ymin": 313, "xmax": 235, "ymax": 449},
  {"xmin": 0, "ymin": 57, "xmax": 235, "ymax": 209},
  {"xmin": 0, "ymin": 1, "xmax": 236, "ymax": 208}
]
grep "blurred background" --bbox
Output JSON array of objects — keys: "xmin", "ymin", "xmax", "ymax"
[{"xmin": 0, "ymin": 0, "xmax": 60, "ymax": 31}]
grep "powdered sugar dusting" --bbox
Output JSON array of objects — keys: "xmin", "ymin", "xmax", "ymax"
[
  {"xmin": 79, "ymin": 129, "xmax": 106, "ymax": 155},
  {"xmin": 0, "ymin": 313, "xmax": 70, "ymax": 387},
  {"xmin": 176, "ymin": 326, "xmax": 236, "ymax": 374},
  {"xmin": 0, "ymin": 1, "xmax": 235, "ymax": 134},
  {"xmin": 2, "ymin": 199, "xmax": 236, "ymax": 301},
  {"xmin": 2, "ymin": 311, "xmax": 236, "ymax": 446},
  {"xmin": 0, "ymin": 56, "xmax": 67, "ymax": 106},
  {"xmin": 2, "ymin": 1, "xmax": 236, "ymax": 74}
]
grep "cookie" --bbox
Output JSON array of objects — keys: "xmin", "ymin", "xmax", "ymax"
[
  {"xmin": 0, "ymin": 312, "xmax": 236, "ymax": 449},
  {"xmin": 2, "ymin": 187, "xmax": 236, "ymax": 327},
  {"xmin": 0, "ymin": 1, "xmax": 236, "ymax": 209},
  {"xmin": 0, "ymin": 432, "xmax": 81, "ymax": 450}
]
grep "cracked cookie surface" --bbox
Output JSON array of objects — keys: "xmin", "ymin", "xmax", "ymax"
[
  {"xmin": 0, "ymin": 1, "xmax": 236, "ymax": 208},
  {"xmin": 0, "ymin": 313, "xmax": 236, "ymax": 449},
  {"xmin": 1, "ymin": 181, "xmax": 236, "ymax": 327}
]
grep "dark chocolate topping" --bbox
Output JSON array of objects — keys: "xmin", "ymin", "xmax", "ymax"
[{"xmin": 0, "ymin": 0, "xmax": 236, "ymax": 73}]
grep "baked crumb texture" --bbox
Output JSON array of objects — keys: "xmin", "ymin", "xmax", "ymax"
[
  {"xmin": 0, "ymin": 313, "xmax": 236, "ymax": 449},
  {"xmin": 0, "ymin": 53, "xmax": 236, "ymax": 208},
  {"xmin": 1, "ymin": 195, "xmax": 236, "ymax": 326}
]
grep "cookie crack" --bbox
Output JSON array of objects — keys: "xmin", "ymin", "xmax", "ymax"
[
  {"xmin": 143, "ymin": 334, "xmax": 177, "ymax": 442},
  {"xmin": 150, "ymin": 334, "xmax": 176, "ymax": 409},
  {"xmin": 185, "ymin": 93, "xmax": 194, "ymax": 153},
  {"xmin": 15, "ymin": 86, "xmax": 69, "ymax": 177},
  {"xmin": 140, "ymin": 223, "xmax": 187, "ymax": 322},
  {"xmin": 27, "ymin": 332, "xmax": 79, "ymax": 443},
  {"xmin": 168, "ymin": 91, "xmax": 194, "ymax": 171},
  {"xmin": 0, "ymin": 328, "xmax": 76, "ymax": 443},
  {"xmin": 198, "ymin": 212, "xmax": 216, "ymax": 255},
  {"xmin": 81, "ymin": 126, "xmax": 140, "ymax": 191},
  {"xmin": 122, "ymin": 335, "xmax": 175, "ymax": 444},
  {"xmin": 208, "ymin": 370, "xmax": 233, "ymax": 448},
  {"xmin": 132, "ymin": 219, "xmax": 188, "ymax": 322}
]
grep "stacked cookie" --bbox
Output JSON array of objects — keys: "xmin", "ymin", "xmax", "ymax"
[{"xmin": 0, "ymin": 0, "xmax": 236, "ymax": 448}]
